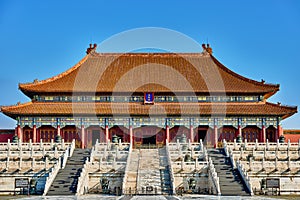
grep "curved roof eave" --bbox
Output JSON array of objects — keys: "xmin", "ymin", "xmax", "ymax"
[
  {"xmin": 210, "ymin": 55, "xmax": 280, "ymax": 98},
  {"xmin": 18, "ymin": 54, "xmax": 90, "ymax": 98}
]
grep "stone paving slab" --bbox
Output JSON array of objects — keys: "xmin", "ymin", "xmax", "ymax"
[{"xmin": 14, "ymin": 195, "xmax": 286, "ymax": 200}]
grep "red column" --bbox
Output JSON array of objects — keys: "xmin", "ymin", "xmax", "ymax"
[
  {"xmin": 214, "ymin": 126, "xmax": 218, "ymax": 148},
  {"xmin": 81, "ymin": 125, "xmax": 85, "ymax": 149},
  {"xmin": 17, "ymin": 125, "xmax": 22, "ymax": 142},
  {"xmin": 105, "ymin": 125, "xmax": 109, "ymax": 143},
  {"xmin": 57, "ymin": 125, "xmax": 61, "ymax": 137},
  {"xmin": 238, "ymin": 125, "xmax": 242, "ymax": 138},
  {"xmin": 36, "ymin": 129, "xmax": 40, "ymax": 142},
  {"xmin": 190, "ymin": 125, "xmax": 194, "ymax": 143},
  {"xmin": 166, "ymin": 125, "xmax": 170, "ymax": 143},
  {"xmin": 261, "ymin": 125, "xmax": 266, "ymax": 143},
  {"xmin": 33, "ymin": 125, "xmax": 37, "ymax": 143},
  {"xmin": 277, "ymin": 125, "xmax": 283, "ymax": 139}
]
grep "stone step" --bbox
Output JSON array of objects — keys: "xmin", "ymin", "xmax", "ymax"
[
  {"xmin": 46, "ymin": 148, "xmax": 90, "ymax": 196},
  {"xmin": 207, "ymin": 148, "xmax": 250, "ymax": 196}
]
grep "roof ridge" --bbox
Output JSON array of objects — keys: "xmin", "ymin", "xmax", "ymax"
[
  {"xmin": 19, "ymin": 54, "xmax": 90, "ymax": 88},
  {"xmin": 92, "ymin": 52, "xmax": 207, "ymax": 57}
]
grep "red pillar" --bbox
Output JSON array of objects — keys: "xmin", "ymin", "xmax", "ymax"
[
  {"xmin": 105, "ymin": 125, "xmax": 109, "ymax": 143},
  {"xmin": 261, "ymin": 125, "xmax": 266, "ymax": 143},
  {"xmin": 190, "ymin": 125, "xmax": 194, "ymax": 143},
  {"xmin": 17, "ymin": 125, "xmax": 22, "ymax": 142},
  {"xmin": 36, "ymin": 129, "xmax": 40, "ymax": 142},
  {"xmin": 166, "ymin": 125, "xmax": 170, "ymax": 143},
  {"xmin": 238, "ymin": 125, "xmax": 242, "ymax": 138},
  {"xmin": 81, "ymin": 125, "xmax": 85, "ymax": 149},
  {"xmin": 33, "ymin": 125, "xmax": 37, "ymax": 143},
  {"xmin": 214, "ymin": 126, "xmax": 218, "ymax": 148},
  {"xmin": 277, "ymin": 125, "xmax": 283, "ymax": 139},
  {"xmin": 57, "ymin": 125, "xmax": 61, "ymax": 137}
]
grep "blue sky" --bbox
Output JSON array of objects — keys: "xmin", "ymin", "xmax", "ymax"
[{"xmin": 0, "ymin": 0, "xmax": 299, "ymax": 129}]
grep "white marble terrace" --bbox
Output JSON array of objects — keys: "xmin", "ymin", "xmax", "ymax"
[
  {"xmin": 223, "ymin": 139, "xmax": 300, "ymax": 195},
  {"xmin": 0, "ymin": 139, "xmax": 75, "ymax": 195}
]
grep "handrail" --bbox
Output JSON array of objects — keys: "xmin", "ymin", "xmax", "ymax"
[
  {"xmin": 42, "ymin": 157, "xmax": 61, "ymax": 196},
  {"xmin": 225, "ymin": 139, "xmax": 298, "ymax": 150},
  {"xmin": 76, "ymin": 158, "xmax": 90, "ymax": 195},
  {"xmin": 0, "ymin": 140, "xmax": 72, "ymax": 150},
  {"xmin": 208, "ymin": 157, "xmax": 221, "ymax": 196},
  {"xmin": 69, "ymin": 139, "xmax": 76, "ymax": 157},
  {"xmin": 122, "ymin": 141, "xmax": 133, "ymax": 194},
  {"xmin": 223, "ymin": 139, "xmax": 236, "ymax": 169},
  {"xmin": 61, "ymin": 146, "xmax": 69, "ymax": 169},
  {"xmin": 136, "ymin": 147, "xmax": 141, "ymax": 193},
  {"xmin": 165, "ymin": 140, "xmax": 176, "ymax": 195},
  {"xmin": 236, "ymin": 160, "xmax": 254, "ymax": 195}
]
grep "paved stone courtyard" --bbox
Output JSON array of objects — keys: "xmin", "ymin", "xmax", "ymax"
[{"xmin": 11, "ymin": 194, "xmax": 287, "ymax": 200}]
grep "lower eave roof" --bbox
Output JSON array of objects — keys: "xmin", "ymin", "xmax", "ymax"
[{"xmin": 1, "ymin": 101, "xmax": 297, "ymax": 120}]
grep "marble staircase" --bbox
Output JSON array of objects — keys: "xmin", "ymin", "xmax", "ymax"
[
  {"xmin": 137, "ymin": 149, "xmax": 162, "ymax": 194},
  {"xmin": 46, "ymin": 148, "xmax": 90, "ymax": 196},
  {"xmin": 207, "ymin": 148, "xmax": 250, "ymax": 196}
]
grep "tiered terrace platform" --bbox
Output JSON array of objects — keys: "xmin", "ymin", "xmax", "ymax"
[
  {"xmin": 166, "ymin": 139, "xmax": 221, "ymax": 195},
  {"xmin": 0, "ymin": 139, "xmax": 75, "ymax": 195},
  {"xmin": 76, "ymin": 140, "xmax": 130, "ymax": 195},
  {"xmin": 224, "ymin": 139, "xmax": 300, "ymax": 195}
]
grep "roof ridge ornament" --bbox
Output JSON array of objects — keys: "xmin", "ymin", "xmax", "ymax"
[
  {"xmin": 86, "ymin": 43, "xmax": 97, "ymax": 54},
  {"xmin": 202, "ymin": 43, "xmax": 213, "ymax": 55}
]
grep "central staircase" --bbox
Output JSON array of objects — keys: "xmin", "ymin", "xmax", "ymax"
[
  {"xmin": 46, "ymin": 148, "xmax": 90, "ymax": 196},
  {"xmin": 137, "ymin": 149, "xmax": 162, "ymax": 194},
  {"xmin": 207, "ymin": 148, "xmax": 250, "ymax": 196},
  {"xmin": 123, "ymin": 147, "xmax": 173, "ymax": 195}
]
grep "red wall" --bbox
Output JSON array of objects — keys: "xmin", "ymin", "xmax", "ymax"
[
  {"xmin": 284, "ymin": 134, "xmax": 300, "ymax": 142},
  {"xmin": 0, "ymin": 129, "xmax": 15, "ymax": 142}
]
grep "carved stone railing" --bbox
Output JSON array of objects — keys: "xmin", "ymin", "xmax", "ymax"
[
  {"xmin": 69, "ymin": 139, "xmax": 75, "ymax": 157},
  {"xmin": 165, "ymin": 140, "xmax": 176, "ymax": 195},
  {"xmin": 61, "ymin": 147, "xmax": 70, "ymax": 169},
  {"xmin": 0, "ymin": 139, "xmax": 71, "ymax": 151},
  {"xmin": 225, "ymin": 139, "xmax": 299, "ymax": 151},
  {"xmin": 208, "ymin": 158, "xmax": 221, "ymax": 196},
  {"xmin": 76, "ymin": 158, "xmax": 90, "ymax": 195},
  {"xmin": 236, "ymin": 160, "xmax": 254, "ymax": 195},
  {"xmin": 223, "ymin": 140, "xmax": 236, "ymax": 169},
  {"xmin": 42, "ymin": 158, "xmax": 61, "ymax": 196},
  {"xmin": 122, "ymin": 141, "xmax": 133, "ymax": 194}
]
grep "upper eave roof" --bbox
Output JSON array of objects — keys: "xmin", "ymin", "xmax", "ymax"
[{"xmin": 18, "ymin": 51, "xmax": 279, "ymax": 97}]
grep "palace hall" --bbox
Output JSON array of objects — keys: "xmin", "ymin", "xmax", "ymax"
[{"xmin": 0, "ymin": 44, "xmax": 297, "ymax": 148}]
